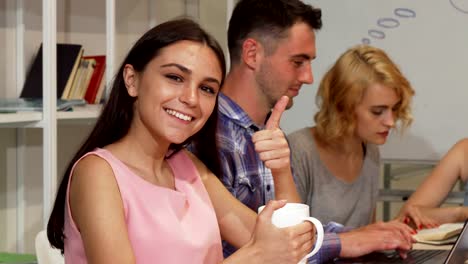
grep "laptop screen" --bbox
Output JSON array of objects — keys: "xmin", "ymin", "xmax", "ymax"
[{"xmin": 445, "ymin": 219, "xmax": 468, "ymax": 264}]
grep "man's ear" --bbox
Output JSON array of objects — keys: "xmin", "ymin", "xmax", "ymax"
[
  {"xmin": 123, "ymin": 64, "xmax": 138, "ymax": 97},
  {"xmin": 241, "ymin": 38, "xmax": 263, "ymax": 70}
]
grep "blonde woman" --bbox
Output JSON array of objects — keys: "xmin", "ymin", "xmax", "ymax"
[{"xmin": 288, "ymin": 45, "xmax": 415, "ymax": 227}]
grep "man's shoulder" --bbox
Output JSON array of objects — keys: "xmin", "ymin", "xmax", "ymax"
[
  {"xmin": 216, "ymin": 108, "xmax": 252, "ymax": 148},
  {"xmin": 218, "ymin": 92, "xmax": 241, "ymax": 116},
  {"xmin": 218, "ymin": 92, "xmax": 255, "ymax": 127}
]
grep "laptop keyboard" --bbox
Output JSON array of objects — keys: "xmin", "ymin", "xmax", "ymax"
[{"xmin": 384, "ymin": 250, "xmax": 445, "ymax": 263}]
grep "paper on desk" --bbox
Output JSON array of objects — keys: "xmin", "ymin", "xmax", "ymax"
[
  {"xmin": 414, "ymin": 236, "xmax": 458, "ymax": 245},
  {"xmin": 413, "ymin": 223, "xmax": 464, "ymax": 244}
]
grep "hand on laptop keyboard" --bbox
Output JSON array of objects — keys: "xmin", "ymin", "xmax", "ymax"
[{"xmin": 338, "ymin": 220, "xmax": 416, "ymax": 259}]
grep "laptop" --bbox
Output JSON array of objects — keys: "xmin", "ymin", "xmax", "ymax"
[{"xmin": 333, "ymin": 220, "xmax": 468, "ymax": 264}]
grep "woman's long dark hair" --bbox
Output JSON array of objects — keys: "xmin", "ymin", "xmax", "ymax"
[{"xmin": 47, "ymin": 18, "xmax": 226, "ymax": 252}]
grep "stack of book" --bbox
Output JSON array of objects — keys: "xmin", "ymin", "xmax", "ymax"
[{"xmin": 20, "ymin": 43, "xmax": 106, "ymax": 104}]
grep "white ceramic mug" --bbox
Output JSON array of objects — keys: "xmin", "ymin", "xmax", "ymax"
[{"xmin": 258, "ymin": 203, "xmax": 324, "ymax": 264}]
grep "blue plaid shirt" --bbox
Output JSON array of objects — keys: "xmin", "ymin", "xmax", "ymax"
[
  {"xmin": 217, "ymin": 93, "xmax": 347, "ymax": 263},
  {"xmin": 217, "ymin": 92, "xmax": 275, "ymax": 212}
]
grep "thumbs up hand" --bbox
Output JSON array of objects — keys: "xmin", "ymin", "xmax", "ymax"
[{"xmin": 252, "ymin": 96, "xmax": 290, "ymax": 171}]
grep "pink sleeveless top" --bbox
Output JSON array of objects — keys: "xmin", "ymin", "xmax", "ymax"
[{"xmin": 64, "ymin": 148, "xmax": 223, "ymax": 263}]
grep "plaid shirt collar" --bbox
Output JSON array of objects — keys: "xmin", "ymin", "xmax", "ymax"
[{"xmin": 218, "ymin": 92, "xmax": 263, "ymax": 132}]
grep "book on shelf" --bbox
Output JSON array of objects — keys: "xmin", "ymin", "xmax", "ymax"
[
  {"xmin": 0, "ymin": 98, "xmax": 87, "ymax": 113},
  {"xmin": 83, "ymin": 55, "xmax": 106, "ymax": 104},
  {"xmin": 93, "ymin": 75, "xmax": 107, "ymax": 104},
  {"xmin": 67, "ymin": 57, "xmax": 96, "ymax": 100},
  {"xmin": 20, "ymin": 43, "xmax": 84, "ymax": 99}
]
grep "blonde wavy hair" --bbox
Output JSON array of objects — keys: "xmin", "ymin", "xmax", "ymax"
[{"xmin": 314, "ymin": 45, "xmax": 415, "ymax": 144}]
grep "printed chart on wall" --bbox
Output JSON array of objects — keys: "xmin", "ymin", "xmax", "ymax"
[{"xmin": 282, "ymin": 0, "xmax": 468, "ymax": 161}]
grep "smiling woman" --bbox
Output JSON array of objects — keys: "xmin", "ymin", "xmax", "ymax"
[
  {"xmin": 288, "ymin": 45, "xmax": 415, "ymax": 227},
  {"xmin": 45, "ymin": 18, "xmax": 226, "ymax": 264},
  {"xmin": 123, "ymin": 40, "xmax": 222, "ymax": 146},
  {"xmin": 45, "ymin": 18, "xmax": 316, "ymax": 264}
]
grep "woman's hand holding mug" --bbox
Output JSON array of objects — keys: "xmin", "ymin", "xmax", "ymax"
[{"xmin": 258, "ymin": 202, "xmax": 324, "ymax": 264}]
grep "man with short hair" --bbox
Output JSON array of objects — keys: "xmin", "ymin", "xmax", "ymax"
[{"xmin": 216, "ymin": 0, "xmax": 414, "ymax": 263}]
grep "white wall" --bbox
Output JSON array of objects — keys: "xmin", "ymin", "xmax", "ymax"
[{"xmin": 284, "ymin": 0, "xmax": 468, "ymax": 161}]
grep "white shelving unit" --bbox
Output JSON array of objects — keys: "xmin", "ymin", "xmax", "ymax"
[
  {"xmin": 0, "ymin": 105, "xmax": 103, "ymax": 129},
  {"xmin": 0, "ymin": 113, "xmax": 42, "ymax": 128},
  {"xmin": 0, "ymin": 0, "xmax": 114, "ymax": 253}
]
